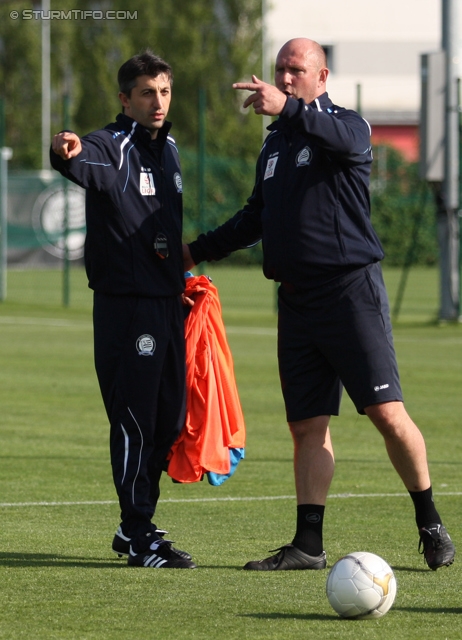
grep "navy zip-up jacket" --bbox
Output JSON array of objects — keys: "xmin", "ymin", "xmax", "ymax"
[
  {"xmin": 189, "ymin": 92, "xmax": 384, "ymax": 286},
  {"xmin": 50, "ymin": 113, "xmax": 184, "ymax": 297}
]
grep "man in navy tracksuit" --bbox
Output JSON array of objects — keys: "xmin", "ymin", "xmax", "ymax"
[
  {"xmin": 51, "ymin": 51, "xmax": 196, "ymax": 568},
  {"xmin": 183, "ymin": 38, "xmax": 455, "ymax": 571}
]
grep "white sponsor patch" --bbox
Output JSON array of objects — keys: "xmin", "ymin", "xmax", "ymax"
[
  {"xmin": 374, "ymin": 384, "xmax": 390, "ymax": 392},
  {"xmin": 264, "ymin": 156, "xmax": 278, "ymax": 180},
  {"xmin": 136, "ymin": 334, "xmax": 156, "ymax": 356},
  {"xmin": 140, "ymin": 171, "xmax": 156, "ymax": 195}
]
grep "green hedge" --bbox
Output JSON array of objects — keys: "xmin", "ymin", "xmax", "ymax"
[{"xmin": 370, "ymin": 146, "xmax": 438, "ymax": 266}]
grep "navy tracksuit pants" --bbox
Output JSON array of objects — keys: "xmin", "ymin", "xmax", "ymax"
[{"xmin": 93, "ymin": 293, "xmax": 186, "ymax": 540}]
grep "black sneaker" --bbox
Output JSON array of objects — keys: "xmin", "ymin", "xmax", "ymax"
[
  {"xmin": 418, "ymin": 523, "xmax": 455, "ymax": 570},
  {"xmin": 112, "ymin": 526, "xmax": 192, "ymax": 561},
  {"xmin": 112, "ymin": 526, "xmax": 132, "ymax": 557},
  {"xmin": 243, "ymin": 544, "xmax": 327, "ymax": 571},
  {"xmin": 128, "ymin": 539, "xmax": 196, "ymax": 569}
]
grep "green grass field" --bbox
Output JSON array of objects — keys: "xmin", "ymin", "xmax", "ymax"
[{"xmin": 0, "ymin": 265, "xmax": 461, "ymax": 639}]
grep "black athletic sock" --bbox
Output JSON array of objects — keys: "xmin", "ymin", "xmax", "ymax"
[
  {"xmin": 408, "ymin": 486, "xmax": 442, "ymax": 529},
  {"xmin": 292, "ymin": 504, "xmax": 325, "ymax": 556}
]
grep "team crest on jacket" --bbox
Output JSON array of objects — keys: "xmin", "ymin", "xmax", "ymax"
[
  {"xmin": 136, "ymin": 334, "xmax": 156, "ymax": 356},
  {"xmin": 140, "ymin": 170, "xmax": 156, "ymax": 196},
  {"xmin": 174, "ymin": 172, "xmax": 183, "ymax": 193},
  {"xmin": 296, "ymin": 146, "xmax": 312, "ymax": 167}
]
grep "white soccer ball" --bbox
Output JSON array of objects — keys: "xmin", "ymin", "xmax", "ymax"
[{"xmin": 326, "ymin": 551, "xmax": 397, "ymax": 619}]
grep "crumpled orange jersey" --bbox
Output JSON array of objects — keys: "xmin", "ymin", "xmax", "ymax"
[{"xmin": 167, "ymin": 275, "xmax": 246, "ymax": 483}]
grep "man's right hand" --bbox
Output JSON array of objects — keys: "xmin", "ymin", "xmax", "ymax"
[
  {"xmin": 233, "ymin": 75, "xmax": 287, "ymax": 116},
  {"xmin": 51, "ymin": 132, "xmax": 82, "ymax": 160}
]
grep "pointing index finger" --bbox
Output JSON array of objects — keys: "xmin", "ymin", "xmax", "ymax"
[
  {"xmin": 232, "ymin": 81, "xmax": 259, "ymax": 91},
  {"xmin": 232, "ymin": 74, "xmax": 263, "ymax": 92}
]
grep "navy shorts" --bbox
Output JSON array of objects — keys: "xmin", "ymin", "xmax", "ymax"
[{"xmin": 277, "ymin": 263, "xmax": 403, "ymax": 422}]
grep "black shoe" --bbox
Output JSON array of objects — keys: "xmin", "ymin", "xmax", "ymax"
[
  {"xmin": 112, "ymin": 526, "xmax": 131, "ymax": 557},
  {"xmin": 243, "ymin": 543, "xmax": 327, "ymax": 571},
  {"xmin": 128, "ymin": 539, "xmax": 196, "ymax": 569},
  {"xmin": 418, "ymin": 523, "xmax": 455, "ymax": 570},
  {"xmin": 112, "ymin": 526, "xmax": 192, "ymax": 561}
]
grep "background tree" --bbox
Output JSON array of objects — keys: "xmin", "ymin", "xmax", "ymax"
[
  {"xmin": 370, "ymin": 146, "xmax": 438, "ymax": 267},
  {"xmin": 0, "ymin": 0, "xmax": 263, "ymax": 167}
]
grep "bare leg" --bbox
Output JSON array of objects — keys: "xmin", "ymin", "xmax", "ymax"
[
  {"xmin": 289, "ymin": 415, "xmax": 334, "ymax": 505},
  {"xmin": 243, "ymin": 418, "xmax": 332, "ymax": 569},
  {"xmin": 365, "ymin": 401, "xmax": 431, "ymax": 491}
]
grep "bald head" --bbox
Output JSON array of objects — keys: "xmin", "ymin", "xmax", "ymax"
[
  {"xmin": 279, "ymin": 39, "xmax": 327, "ymax": 70},
  {"xmin": 275, "ymin": 38, "xmax": 329, "ymax": 104}
]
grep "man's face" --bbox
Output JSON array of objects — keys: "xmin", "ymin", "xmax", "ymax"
[
  {"xmin": 275, "ymin": 42, "xmax": 327, "ymax": 105},
  {"xmin": 119, "ymin": 73, "xmax": 171, "ymax": 139}
]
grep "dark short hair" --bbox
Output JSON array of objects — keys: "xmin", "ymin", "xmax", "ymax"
[{"xmin": 117, "ymin": 49, "xmax": 173, "ymax": 97}]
